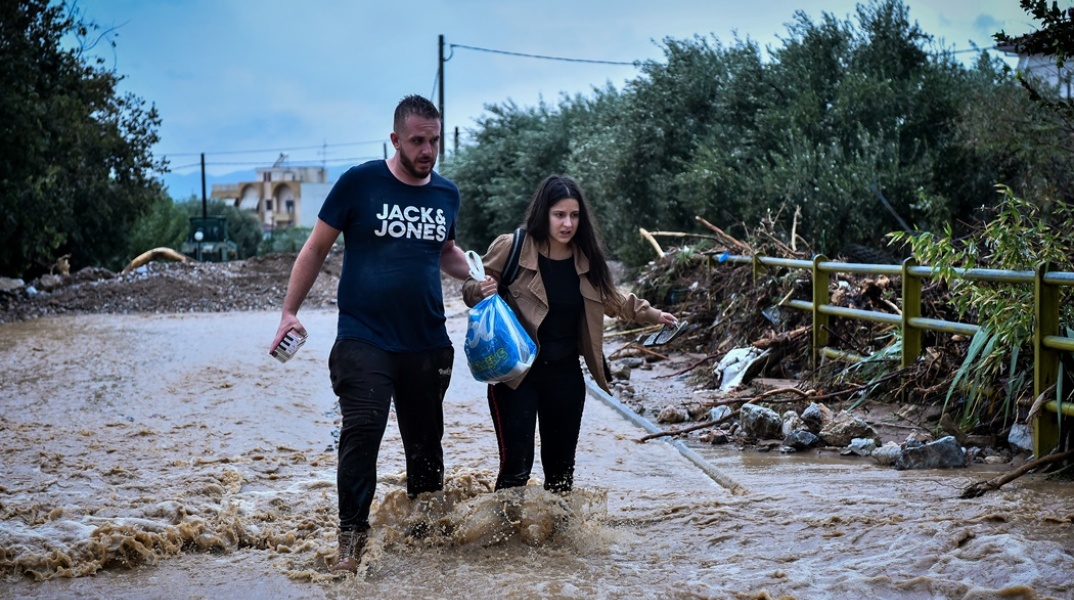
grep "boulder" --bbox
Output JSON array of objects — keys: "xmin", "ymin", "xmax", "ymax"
[
  {"xmin": 739, "ymin": 403, "xmax": 783, "ymax": 439},
  {"xmin": 895, "ymin": 436, "xmax": 966, "ymax": 470},
  {"xmin": 819, "ymin": 411, "xmax": 877, "ymax": 447}
]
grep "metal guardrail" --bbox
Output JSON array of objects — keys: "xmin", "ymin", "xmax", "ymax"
[{"xmin": 717, "ymin": 253, "xmax": 1073, "ymax": 457}]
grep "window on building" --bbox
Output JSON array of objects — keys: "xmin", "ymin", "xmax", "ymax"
[
  {"xmin": 286, "ymin": 200, "xmax": 294, "ymax": 214},
  {"xmin": 266, "ymin": 199, "xmax": 273, "ymax": 212}
]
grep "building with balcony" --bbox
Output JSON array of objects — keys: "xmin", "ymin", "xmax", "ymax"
[{"xmin": 210, "ymin": 154, "xmax": 333, "ymax": 232}]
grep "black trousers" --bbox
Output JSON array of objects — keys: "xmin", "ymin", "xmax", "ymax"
[
  {"xmin": 488, "ymin": 354, "xmax": 585, "ymax": 492},
  {"xmin": 329, "ymin": 339, "xmax": 454, "ymax": 531}
]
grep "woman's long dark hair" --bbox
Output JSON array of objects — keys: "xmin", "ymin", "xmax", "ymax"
[{"xmin": 523, "ymin": 174, "xmax": 620, "ymax": 303}]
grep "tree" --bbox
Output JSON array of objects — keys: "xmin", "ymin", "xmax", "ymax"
[
  {"xmin": 447, "ymin": 0, "xmax": 1064, "ymax": 266},
  {"xmin": 446, "ymin": 96, "xmax": 594, "ymax": 251},
  {"xmin": 127, "ymin": 192, "xmax": 188, "ymax": 256},
  {"xmin": 0, "ymin": 1, "xmax": 165, "ymax": 277}
]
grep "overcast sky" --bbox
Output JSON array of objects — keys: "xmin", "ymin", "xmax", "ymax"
[{"xmin": 72, "ymin": 0, "xmax": 1048, "ymax": 196}]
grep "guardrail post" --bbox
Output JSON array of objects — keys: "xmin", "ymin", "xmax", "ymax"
[
  {"xmin": 901, "ymin": 257, "xmax": 922, "ymax": 368},
  {"xmin": 1034, "ymin": 262, "xmax": 1061, "ymax": 457},
  {"xmin": 812, "ymin": 254, "xmax": 830, "ymax": 370}
]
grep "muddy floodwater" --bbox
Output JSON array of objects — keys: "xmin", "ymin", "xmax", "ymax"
[{"xmin": 2, "ymin": 295, "xmax": 1073, "ymax": 599}]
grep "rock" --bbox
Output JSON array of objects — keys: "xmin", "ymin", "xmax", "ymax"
[
  {"xmin": 688, "ymin": 404, "xmax": 710, "ymax": 420},
  {"xmin": 801, "ymin": 402, "xmax": 833, "ymax": 434},
  {"xmin": 32, "ymin": 274, "xmax": 65, "ymax": 292},
  {"xmin": 781, "ymin": 410, "xmax": 803, "ymax": 438},
  {"xmin": 739, "ymin": 403, "xmax": 783, "ymax": 439},
  {"xmin": 709, "ymin": 405, "xmax": 732, "ymax": 422},
  {"xmin": 613, "ymin": 383, "xmax": 635, "ymax": 400},
  {"xmin": 784, "ymin": 429, "xmax": 819, "ymax": 450},
  {"xmin": 904, "ymin": 431, "xmax": 934, "ymax": 445},
  {"xmin": 1007, "ymin": 424, "xmax": 1033, "ymax": 453},
  {"xmin": 871, "ymin": 442, "xmax": 901, "ymax": 466},
  {"xmin": 843, "ymin": 438, "xmax": 876, "ymax": 456},
  {"xmin": 71, "ymin": 266, "xmax": 116, "ymax": 283},
  {"xmin": 819, "ymin": 411, "xmax": 878, "ymax": 447},
  {"xmin": 609, "ymin": 362, "xmax": 632, "ymax": 380},
  {"xmin": 700, "ymin": 430, "xmax": 731, "ymax": 445},
  {"xmin": 657, "ymin": 405, "xmax": 689, "ymax": 424},
  {"xmin": 0, "ymin": 277, "xmax": 24, "ymax": 293},
  {"xmin": 895, "ymin": 436, "xmax": 966, "ymax": 470}
]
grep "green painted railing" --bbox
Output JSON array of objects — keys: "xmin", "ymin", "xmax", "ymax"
[{"xmin": 720, "ymin": 253, "xmax": 1073, "ymax": 457}]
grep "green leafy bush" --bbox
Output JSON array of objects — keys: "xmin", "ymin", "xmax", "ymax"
[{"xmin": 890, "ymin": 185, "xmax": 1074, "ymax": 427}]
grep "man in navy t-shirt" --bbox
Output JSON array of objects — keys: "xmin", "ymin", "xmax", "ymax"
[{"xmin": 269, "ymin": 95, "xmax": 470, "ymax": 574}]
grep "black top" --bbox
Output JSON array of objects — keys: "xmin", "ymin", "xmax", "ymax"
[{"xmin": 537, "ymin": 254, "xmax": 583, "ymax": 361}]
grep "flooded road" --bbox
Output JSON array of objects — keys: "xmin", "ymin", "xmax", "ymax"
[{"xmin": 2, "ymin": 297, "xmax": 1072, "ymax": 599}]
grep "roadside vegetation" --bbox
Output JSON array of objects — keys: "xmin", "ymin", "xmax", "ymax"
[{"xmin": 445, "ymin": 0, "xmax": 1074, "ymax": 268}]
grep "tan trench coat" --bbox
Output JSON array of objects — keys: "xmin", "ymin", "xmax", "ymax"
[{"xmin": 462, "ymin": 232, "xmax": 665, "ymax": 392}]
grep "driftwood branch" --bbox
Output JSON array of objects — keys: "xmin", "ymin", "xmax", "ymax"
[
  {"xmin": 751, "ymin": 326, "xmax": 811, "ymax": 350},
  {"xmin": 646, "ymin": 231, "xmax": 725, "ymax": 243},
  {"xmin": 639, "ymin": 228, "xmax": 665, "ymax": 258},
  {"xmin": 960, "ymin": 449, "xmax": 1074, "ymax": 499},
  {"xmin": 607, "ymin": 341, "xmax": 668, "ymax": 362},
  {"xmin": 694, "ymin": 216, "xmax": 754, "ymax": 254},
  {"xmin": 704, "ymin": 369, "xmax": 907, "ymax": 407},
  {"xmin": 656, "ymin": 354, "xmax": 720, "ymax": 379},
  {"xmin": 791, "ymin": 206, "xmax": 801, "ymax": 253},
  {"xmin": 758, "ymin": 229, "xmax": 796, "ymax": 257},
  {"xmin": 637, "ymin": 413, "xmax": 733, "ymax": 443}
]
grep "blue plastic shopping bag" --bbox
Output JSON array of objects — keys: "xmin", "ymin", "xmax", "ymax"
[{"xmin": 463, "ymin": 251, "xmax": 537, "ymax": 383}]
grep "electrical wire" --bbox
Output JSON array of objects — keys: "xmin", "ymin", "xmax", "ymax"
[
  {"xmin": 160, "ymin": 139, "xmax": 385, "ymax": 158},
  {"xmin": 449, "ymin": 43, "xmax": 638, "ymax": 66}
]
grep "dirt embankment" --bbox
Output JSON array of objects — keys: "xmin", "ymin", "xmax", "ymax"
[{"xmin": 0, "ymin": 250, "xmax": 341, "ymax": 323}]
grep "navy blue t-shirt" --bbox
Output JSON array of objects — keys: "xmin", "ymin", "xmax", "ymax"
[{"xmin": 318, "ymin": 160, "xmax": 460, "ymax": 352}]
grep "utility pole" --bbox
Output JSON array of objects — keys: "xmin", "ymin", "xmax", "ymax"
[
  {"xmin": 438, "ymin": 34, "xmax": 445, "ymax": 161},
  {"xmin": 200, "ymin": 153, "xmax": 208, "ymax": 219}
]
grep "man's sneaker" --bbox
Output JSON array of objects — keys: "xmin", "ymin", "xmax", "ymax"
[{"xmin": 330, "ymin": 528, "xmax": 368, "ymax": 574}]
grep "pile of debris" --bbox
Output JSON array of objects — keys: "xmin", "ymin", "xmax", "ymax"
[
  {"xmin": 0, "ymin": 249, "xmax": 343, "ymax": 323},
  {"xmin": 602, "ymin": 217, "xmax": 1052, "ymax": 488}
]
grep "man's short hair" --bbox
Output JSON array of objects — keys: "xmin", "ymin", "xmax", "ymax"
[{"xmin": 394, "ymin": 95, "xmax": 440, "ymax": 132}]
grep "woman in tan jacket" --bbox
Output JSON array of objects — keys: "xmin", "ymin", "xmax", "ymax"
[{"xmin": 462, "ymin": 174, "xmax": 677, "ymax": 493}]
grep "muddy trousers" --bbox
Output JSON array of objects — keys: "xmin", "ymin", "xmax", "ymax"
[
  {"xmin": 488, "ymin": 354, "xmax": 585, "ymax": 492},
  {"xmin": 329, "ymin": 339, "xmax": 454, "ymax": 532}
]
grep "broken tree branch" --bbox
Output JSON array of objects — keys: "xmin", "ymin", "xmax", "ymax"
[
  {"xmin": 656, "ymin": 353, "xmax": 721, "ymax": 379},
  {"xmin": 702, "ymin": 369, "xmax": 907, "ymax": 407},
  {"xmin": 639, "ymin": 228, "xmax": 665, "ymax": 258},
  {"xmin": 694, "ymin": 216, "xmax": 754, "ymax": 254},
  {"xmin": 960, "ymin": 449, "xmax": 1074, "ymax": 499},
  {"xmin": 751, "ymin": 326, "xmax": 811, "ymax": 350},
  {"xmin": 637, "ymin": 413, "xmax": 733, "ymax": 443},
  {"xmin": 791, "ymin": 206, "xmax": 801, "ymax": 253},
  {"xmin": 646, "ymin": 231, "xmax": 724, "ymax": 243}
]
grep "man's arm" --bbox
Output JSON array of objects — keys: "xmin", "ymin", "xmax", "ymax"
[
  {"xmin": 439, "ymin": 239, "xmax": 470, "ymax": 280},
  {"xmin": 269, "ymin": 218, "xmax": 341, "ymax": 352}
]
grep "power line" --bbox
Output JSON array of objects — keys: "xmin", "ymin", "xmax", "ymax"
[
  {"xmin": 163, "ymin": 155, "xmax": 381, "ymax": 172},
  {"xmin": 160, "ymin": 139, "xmax": 385, "ymax": 158},
  {"xmin": 449, "ymin": 43, "xmax": 638, "ymax": 66}
]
